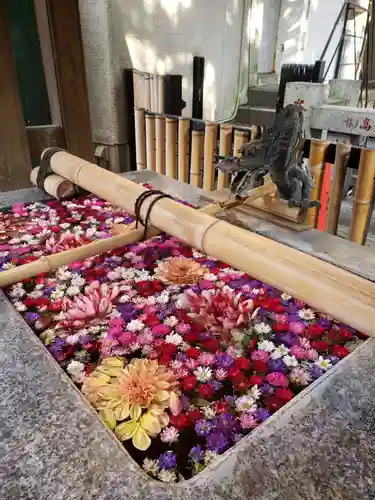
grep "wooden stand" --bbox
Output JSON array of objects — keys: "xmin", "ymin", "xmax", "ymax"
[
  {"xmin": 165, "ymin": 118, "xmax": 177, "ymax": 179},
  {"xmin": 217, "ymin": 124, "xmax": 233, "ymax": 190},
  {"xmin": 178, "ymin": 118, "xmax": 190, "ymax": 184},
  {"xmin": 203, "ymin": 123, "xmax": 217, "ymax": 192},
  {"xmin": 145, "ymin": 113, "xmax": 156, "ymax": 171},
  {"xmin": 327, "ymin": 143, "xmax": 351, "ymax": 235},
  {"xmin": 308, "ymin": 140, "xmax": 328, "ymax": 227},
  {"xmin": 155, "ymin": 115, "xmax": 166, "ymax": 175}
]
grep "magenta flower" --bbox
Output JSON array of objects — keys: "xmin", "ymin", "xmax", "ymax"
[
  {"xmin": 251, "ymin": 350, "xmax": 270, "ymax": 362},
  {"xmin": 240, "ymin": 413, "xmax": 259, "ymax": 429},
  {"xmin": 266, "ymin": 372, "xmax": 289, "ymax": 388},
  {"xmin": 46, "ymin": 231, "xmax": 85, "ymax": 253}
]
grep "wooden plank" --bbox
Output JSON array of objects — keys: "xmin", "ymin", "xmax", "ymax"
[
  {"xmin": 26, "ymin": 125, "xmax": 65, "ymax": 161},
  {"xmin": 45, "ymin": 0, "xmax": 93, "ymax": 161},
  {"xmin": 0, "ymin": 2, "xmax": 31, "ymax": 191}
]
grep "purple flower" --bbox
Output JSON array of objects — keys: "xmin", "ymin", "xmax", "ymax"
[
  {"xmin": 158, "ymin": 451, "xmax": 177, "ymax": 470},
  {"xmin": 328, "ymin": 355, "xmax": 340, "ymax": 365},
  {"xmin": 209, "ymin": 380, "xmax": 223, "ymax": 392},
  {"xmin": 224, "ymin": 395, "xmax": 236, "ymax": 406},
  {"xmin": 195, "ymin": 419, "xmax": 213, "ymax": 437},
  {"xmin": 268, "ymin": 358, "xmax": 286, "ymax": 373},
  {"xmin": 259, "ymin": 382, "xmax": 274, "ymax": 395},
  {"xmin": 317, "ymin": 317, "xmax": 333, "ymax": 329},
  {"xmin": 254, "ymin": 408, "xmax": 270, "ymax": 422},
  {"xmin": 309, "ymin": 364, "xmax": 324, "ymax": 379},
  {"xmin": 24, "ymin": 312, "xmax": 40, "ymax": 324},
  {"xmin": 189, "ymin": 445, "xmax": 205, "ymax": 462},
  {"xmin": 117, "ymin": 303, "xmax": 138, "ymax": 321},
  {"xmin": 279, "ymin": 332, "xmax": 297, "ymax": 347},
  {"xmin": 175, "ymin": 352, "xmax": 189, "ymax": 362},
  {"xmin": 206, "ymin": 432, "xmax": 229, "ymax": 453},
  {"xmin": 215, "ymin": 353, "xmax": 234, "ymax": 369},
  {"xmin": 180, "ymin": 395, "xmax": 190, "ymax": 411},
  {"xmin": 229, "ymin": 277, "xmax": 250, "ymax": 290},
  {"xmin": 216, "ymin": 413, "xmax": 237, "ymax": 428}
]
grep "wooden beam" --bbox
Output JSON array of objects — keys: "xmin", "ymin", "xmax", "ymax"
[
  {"xmin": 45, "ymin": 0, "xmax": 93, "ymax": 161},
  {"xmin": 0, "ymin": 2, "xmax": 31, "ymax": 191},
  {"xmin": 26, "ymin": 125, "xmax": 65, "ymax": 161}
]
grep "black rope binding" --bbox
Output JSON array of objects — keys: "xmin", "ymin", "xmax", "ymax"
[
  {"xmin": 134, "ymin": 189, "xmax": 173, "ymax": 240},
  {"xmin": 37, "ymin": 147, "xmax": 65, "ymax": 190}
]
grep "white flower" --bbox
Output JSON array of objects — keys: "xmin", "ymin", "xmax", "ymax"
[
  {"xmin": 271, "ymin": 344, "xmax": 290, "ymax": 359},
  {"xmin": 51, "ymin": 289, "xmax": 65, "ymax": 300},
  {"xmin": 204, "ymin": 451, "xmax": 218, "ymax": 465},
  {"xmin": 142, "ymin": 458, "xmax": 159, "ymax": 476},
  {"xmin": 127, "ymin": 319, "xmax": 145, "ymax": 332},
  {"xmin": 298, "ymin": 308, "xmax": 315, "ymax": 321},
  {"xmin": 283, "ymin": 355, "xmax": 298, "ymax": 367},
  {"xmin": 165, "ymin": 333, "xmax": 183, "ymax": 345},
  {"xmin": 248, "ymin": 385, "xmax": 261, "ymax": 400},
  {"xmin": 54, "ymin": 311, "xmax": 66, "ymax": 321},
  {"xmin": 290, "ymin": 367, "xmax": 311, "ymax": 386},
  {"xmin": 9, "ymin": 285, "xmax": 25, "ymax": 299},
  {"xmin": 281, "ymin": 292, "xmax": 292, "ymax": 301},
  {"xmin": 204, "ymin": 273, "xmax": 218, "ymax": 281},
  {"xmin": 235, "ymin": 395, "xmax": 256, "ymax": 413},
  {"xmin": 192, "ymin": 250, "xmax": 205, "ymax": 258},
  {"xmin": 179, "ymin": 341, "xmax": 191, "ymax": 352},
  {"xmin": 60, "ymin": 223, "xmax": 71, "ymax": 229},
  {"xmin": 160, "ymin": 426, "xmax": 179, "ymax": 444},
  {"xmin": 13, "ymin": 301, "xmax": 27, "ymax": 312},
  {"xmin": 66, "ymin": 333, "xmax": 83, "ymax": 345},
  {"xmin": 231, "ymin": 329, "xmax": 245, "ymax": 343},
  {"xmin": 66, "ymin": 360, "xmax": 85, "ymax": 383},
  {"xmin": 164, "ymin": 316, "xmax": 179, "ymax": 327},
  {"xmin": 158, "ymin": 469, "xmax": 177, "ymax": 483},
  {"xmin": 170, "ymin": 360, "xmax": 183, "ymax": 371},
  {"xmin": 2, "ymin": 262, "xmax": 15, "ymax": 270},
  {"xmin": 202, "ymin": 407, "xmax": 217, "ymax": 419},
  {"xmin": 253, "ymin": 322, "xmax": 272, "ymax": 335},
  {"xmin": 315, "ymin": 356, "xmax": 332, "ymax": 371},
  {"xmin": 215, "ymin": 368, "xmax": 227, "ymax": 380},
  {"xmin": 71, "ymin": 276, "xmax": 86, "ymax": 287},
  {"xmin": 57, "ymin": 269, "xmax": 73, "ymax": 281},
  {"xmin": 66, "ymin": 285, "xmax": 81, "ymax": 296},
  {"xmin": 28, "ymin": 290, "xmax": 44, "ymax": 299},
  {"xmin": 156, "ymin": 292, "xmax": 170, "ymax": 305},
  {"xmin": 141, "ymin": 346, "xmax": 153, "ymax": 356},
  {"xmin": 258, "ymin": 340, "xmax": 275, "ymax": 352},
  {"xmin": 107, "ymin": 270, "xmax": 121, "ymax": 281},
  {"xmin": 194, "ymin": 366, "xmax": 212, "ymax": 383}
]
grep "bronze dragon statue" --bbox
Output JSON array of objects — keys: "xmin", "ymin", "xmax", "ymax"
[{"xmin": 217, "ymin": 104, "xmax": 320, "ymax": 210}]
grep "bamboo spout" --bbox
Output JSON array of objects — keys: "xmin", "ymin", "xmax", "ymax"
[{"xmin": 37, "ymin": 148, "xmax": 375, "ymax": 337}]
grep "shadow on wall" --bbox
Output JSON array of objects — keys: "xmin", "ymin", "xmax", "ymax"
[{"xmin": 110, "ymin": 0, "xmax": 246, "ymax": 121}]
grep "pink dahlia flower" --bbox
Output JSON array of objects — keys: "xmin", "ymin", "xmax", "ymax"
[
  {"xmin": 59, "ymin": 282, "xmax": 119, "ymax": 329},
  {"xmin": 46, "ymin": 231, "xmax": 86, "ymax": 253},
  {"xmin": 178, "ymin": 289, "xmax": 256, "ymax": 340}
]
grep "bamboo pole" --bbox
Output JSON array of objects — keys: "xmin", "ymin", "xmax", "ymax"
[
  {"xmin": 307, "ymin": 140, "xmax": 328, "ymax": 227},
  {"xmin": 30, "ymin": 167, "xmax": 76, "ymax": 199},
  {"xmin": 326, "ymin": 143, "xmax": 351, "ymax": 235},
  {"xmin": 166, "ymin": 118, "xmax": 178, "ymax": 179},
  {"xmin": 150, "ymin": 76, "xmax": 155, "ymax": 112},
  {"xmin": 349, "ymin": 149, "xmax": 375, "ymax": 245},
  {"xmin": 155, "ymin": 115, "xmax": 166, "ymax": 175},
  {"xmin": 157, "ymin": 76, "xmax": 164, "ymax": 113},
  {"xmin": 134, "ymin": 108, "xmax": 146, "ymax": 170},
  {"xmin": 217, "ymin": 124, "xmax": 233, "ymax": 189},
  {"xmin": 144, "ymin": 76, "xmax": 151, "ymax": 111},
  {"xmin": 203, "ymin": 123, "xmax": 218, "ymax": 192},
  {"xmin": 0, "ymin": 227, "xmax": 145, "ymax": 287},
  {"xmin": 233, "ymin": 129, "xmax": 249, "ymax": 156},
  {"xmin": 178, "ymin": 117, "xmax": 190, "ymax": 184},
  {"xmin": 190, "ymin": 130, "xmax": 204, "ymax": 187},
  {"xmin": 38, "ymin": 149, "xmax": 375, "ymax": 337},
  {"xmin": 145, "ymin": 113, "xmax": 156, "ymax": 171}
]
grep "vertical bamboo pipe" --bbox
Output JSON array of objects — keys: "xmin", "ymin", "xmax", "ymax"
[
  {"xmin": 155, "ymin": 115, "xmax": 166, "ymax": 175},
  {"xmin": 134, "ymin": 107, "xmax": 146, "ymax": 170},
  {"xmin": 307, "ymin": 140, "xmax": 328, "ymax": 227},
  {"xmin": 178, "ymin": 117, "xmax": 190, "ymax": 184},
  {"xmin": 233, "ymin": 129, "xmax": 249, "ymax": 156},
  {"xmin": 133, "ymin": 72, "xmax": 140, "ymax": 108},
  {"xmin": 217, "ymin": 124, "xmax": 233, "ymax": 189},
  {"xmin": 190, "ymin": 130, "xmax": 204, "ymax": 187},
  {"xmin": 326, "ymin": 143, "xmax": 351, "ymax": 235},
  {"xmin": 150, "ymin": 76, "xmax": 155, "ymax": 112},
  {"xmin": 165, "ymin": 118, "xmax": 178, "ymax": 179},
  {"xmin": 145, "ymin": 113, "xmax": 156, "ymax": 171},
  {"xmin": 157, "ymin": 76, "xmax": 165, "ymax": 113},
  {"xmin": 203, "ymin": 123, "xmax": 218, "ymax": 192},
  {"xmin": 349, "ymin": 149, "xmax": 375, "ymax": 245},
  {"xmin": 153, "ymin": 76, "xmax": 159, "ymax": 113},
  {"xmin": 144, "ymin": 76, "xmax": 151, "ymax": 111}
]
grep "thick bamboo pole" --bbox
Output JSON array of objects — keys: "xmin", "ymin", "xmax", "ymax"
[
  {"xmin": 203, "ymin": 123, "xmax": 218, "ymax": 192},
  {"xmin": 178, "ymin": 117, "xmax": 190, "ymax": 184},
  {"xmin": 144, "ymin": 76, "xmax": 151, "ymax": 111},
  {"xmin": 155, "ymin": 115, "xmax": 166, "ymax": 175},
  {"xmin": 307, "ymin": 140, "xmax": 328, "ymax": 227},
  {"xmin": 42, "ymin": 149, "xmax": 375, "ymax": 336},
  {"xmin": 0, "ymin": 227, "xmax": 145, "ymax": 287},
  {"xmin": 157, "ymin": 76, "xmax": 164, "ymax": 113},
  {"xmin": 349, "ymin": 149, "xmax": 375, "ymax": 245},
  {"xmin": 190, "ymin": 130, "xmax": 204, "ymax": 187},
  {"xmin": 134, "ymin": 108, "xmax": 146, "ymax": 170},
  {"xmin": 233, "ymin": 129, "xmax": 249, "ymax": 156},
  {"xmin": 30, "ymin": 167, "xmax": 76, "ymax": 199},
  {"xmin": 217, "ymin": 124, "xmax": 233, "ymax": 190},
  {"xmin": 326, "ymin": 143, "xmax": 351, "ymax": 235},
  {"xmin": 150, "ymin": 76, "xmax": 155, "ymax": 112},
  {"xmin": 166, "ymin": 118, "xmax": 178, "ymax": 179},
  {"xmin": 145, "ymin": 113, "xmax": 156, "ymax": 171}
]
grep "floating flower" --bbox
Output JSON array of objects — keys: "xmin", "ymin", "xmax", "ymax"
[
  {"xmin": 314, "ymin": 356, "xmax": 332, "ymax": 371},
  {"xmin": 45, "ymin": 231, "xmax": 86, "ymax": 253},
  {"xmin": 178, "ymin": 288, "xmax": 256, "ymax": 340},
  {"xmin": 298, "ymin": 308, "xmax": 316, "ymax": 321},
  {"xmin": 59, "ymin": 282, "xmax": 119, "ymax": 329},
  {"xmin": 154, "ymin": 256, "xmax": 207, "ymax": 285}
]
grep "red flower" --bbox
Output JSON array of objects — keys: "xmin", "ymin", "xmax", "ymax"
[
  {"xmin": 233, "ymin": 374, "xmax": 250, "ymax": 391},
  {"xmin": 249, "ymin": 375, "xmax": 264, "ymax": 386},
  {"xmin": 186, "ymin": 347, "xmax": 201, "ymax": 359},
  {"xmin": 252, "ymin": 360, "xmax": 268, "ymax": 373},
  {"xmin": 310, "ymin": 340, "xmax": 329, "ymax": 352},
  {"xmin": 144, "ymin": 314, "xmax": 160, "ymax": 327},
  {"xmin": 170, "ymin": 413, "xmax": 189, "ymax": 429},
  {"xmin": 197, "ymin": 383, "xmax": 214, "ymax": 399},
  {"xmin": 275, "ymin": 388, "xmax": 294, "ymax": 402},
  {"xmin": 201, "ymin": 338, "xmax": 220, "ymax": 352},
  {"xmin": 235, "ymin": 357, "xmax": 251, "ymax": 371},
  {"xmin": 306, "ymin": 325, "xmax": 325, "ymax": 340},
  {"xmin": 267, "ymin": 396, "xmax": 286, "ymax": 413},
  {"xmin": 213, "ymin": 401, "xmax": 229, "ymax": 414},
  {"xmin": 182, "ymin": 376, "xmax": 197, "ymax": 391},
  {"xmin": 187, "ymin": 408, "xmax": 201, "ymax": 423},
  {"xmin": 273, "ymin": 322, "xmax": 289, "ymax": 332},
  {"xmin": 184, "ymin": 331, "xmax": 198, "ymax": 344},
  {"xmin": 338, "ymin": 328, "xmax": 353, "ymax": 342},
  {"xmin": 227, "ymin": 366, "xmax": 241, "ymax": 379},
  {"xmin": 247, "ymin": 337, "xmax": 258, "ymax": 352},
  {"xmin": 331, "ymin": 345, "xmax": 350, "ymax": 358},
  {"xmin": 49, "ymin": 301, "xmax": 62, "ymax": 312}
]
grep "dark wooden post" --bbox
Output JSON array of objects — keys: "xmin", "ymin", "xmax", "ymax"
[{"xmin": 0, "ymin": 1, "xmax": 32, "ymax": 191}]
